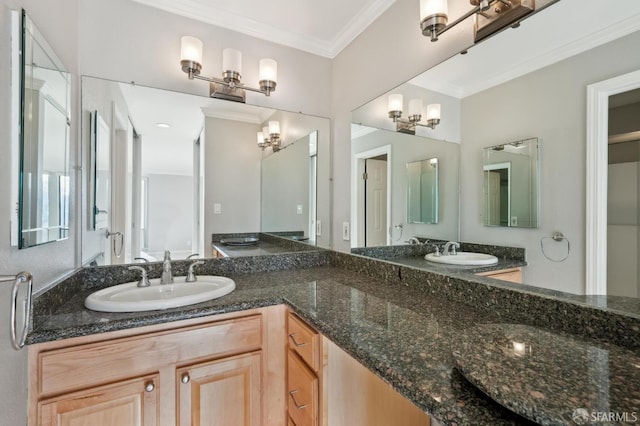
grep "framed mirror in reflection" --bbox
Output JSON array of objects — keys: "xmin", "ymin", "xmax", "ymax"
[
  {"xmin": 261, "ymin": 131, "xmax": 318, "ymax": 242},
  {"xmin": 18, "ymin": 10, "xmax": 71, "ymax": 249},
  {"xmin": 483, "ymin": 138, "xmax": 539, "ymax": 228},
  {"xmin": 407, "ymin": 158, "xmax": 439, "ymax": 225},
  {"xmin": 81, "ymin": 76, "xmax": 330, "ymax": 266}
]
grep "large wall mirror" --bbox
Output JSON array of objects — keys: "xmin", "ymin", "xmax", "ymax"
[
  {"xmin": 18, "ymin": 10, "xmax": 71, "ymax": 249},
  {"xmin": 351, "ymin": 0, "xmax": 640, "ymax": 302},
  {"xmin": 407, "ymin": 158, "xmax": 439, "ymax": 225},
  {"xmin": 81, "ymin": 76, "xmax": 330, "ymax": 265}
]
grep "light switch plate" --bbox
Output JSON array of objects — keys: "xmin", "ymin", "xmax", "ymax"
[
  {"xmin": 316, "ymin": 220, "xmax": 322, "ymax": 236},
  {"xmin": 214, "ymin": 203, "xmax": 222, "ymax": 214},
  {"xmin": 342, "ymin": 222, "xmax": 350, "ymax": 240},
  {"xmin": 297, "ymin": 204, "xmax": 303, "ymax": 215}
]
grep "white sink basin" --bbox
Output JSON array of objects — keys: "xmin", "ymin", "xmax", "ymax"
[
  {"xmin": 85, "ymin": 276, "xmax": 236, "ymax": 312},
  {"xmin": 424, "ymin": 252, "xmax": 499, "ymax": 266}
]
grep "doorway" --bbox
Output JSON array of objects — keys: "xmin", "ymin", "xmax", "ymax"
[
  {"xmin": 606, "ymin": 89, "xmax": 640, "ymax": 297},
  {"xmin": 586, "ymin": 69, "xmax": 640, "ymax": 295},
  {"xmin": 352, "ymin": 145, "xmax": 391, "ymax": 247}
]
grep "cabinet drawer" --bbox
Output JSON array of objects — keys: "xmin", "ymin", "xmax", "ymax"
[
  {"xmin": 38, "ymin": 315, "xmax": 262, "ymax": 396},
  {"xmin": 287, "ymin": 313, "xmax": 320, "ymax": 372},
  {"xmin": 287, "ymin": 351, "xmax": 318, "ymax": 426}
]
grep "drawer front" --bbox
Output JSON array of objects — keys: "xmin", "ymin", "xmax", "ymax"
[
  {"xmin": 287, "ymin": 351, "xmax": 318, "ymax": 426},
  {"xmin": 287, "ymin": 313, "xmax": 319, "ymax": 372},
  {"xmin": 39, "ymin": 314, "xmax": 262, "ymax": 396},
  {"xmin": 477, "ymin": 267, "xmax": 522, "ymax": 284}
]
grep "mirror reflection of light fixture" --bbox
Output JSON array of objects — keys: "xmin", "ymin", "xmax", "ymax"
[
  {"xmin": 420, "ymin": 0, "xmax": 534, "ymax": 43},
  {"xmin": 257, "ymin": 120, "xmax": 282, "ymax": 151},
  {"xmin": 388, "ymin": 94, "xmax": 441, "ymax": 134},
  {"xmin": 180, "ymin": 36, "xmax": 277, "ymax": 103}
]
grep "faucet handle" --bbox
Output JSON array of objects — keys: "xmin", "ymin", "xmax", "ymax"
[
  {"xmin": 432, "ymin": 245, "xmax": 441, "ymax": 257},
  {"xmin": 128, "ymin": 265, "xmax": 151, "ymax": 287},
  {"xmin": 186, "ymin": 261, "xmax": 205, "ymax": 283}
]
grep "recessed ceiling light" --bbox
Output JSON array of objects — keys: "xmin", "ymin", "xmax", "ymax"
[{"xmin": 156, "ymin": 122, "xmax": 171, "ymax": 128}]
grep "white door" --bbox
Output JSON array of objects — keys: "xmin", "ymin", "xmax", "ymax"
[
  {"xmin": 365, "ymin": 159, "xmax": 387, "ymax": 247},
  {"xmin": 484, "ymin": 171, "xmax": 501, "ymax": 226}
]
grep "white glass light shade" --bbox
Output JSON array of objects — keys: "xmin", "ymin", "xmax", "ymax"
[
  {"xmin": 420, "ymin": 0, "xmax": 448, "ymax": 21},
  {"xmin": 426, "ymin": 103, "xmax": 441, "ymax": 120},
  {"xmin": 222, "ymin": 48, "xmax": 242, "ymax": 73},
  {"xmin": 268, "ymin": 120, "xmax": 280, "ymax": 135},
  {"xmin": 259, "ymin": 58, "xmax": 278, "ymax": 82},
  {"xmin": 180, "ymin": 36, "xmax": 203, "ymax": 65},
  {"xmin": 388, "ymin": 94, "xmax": 404, "ymax": 112},
  {"xmin": 257, "ymin": 132, "xmax": 265, "ymax": 145},
  {"xmin": 263, "ymin": 126, "xmax": 270, "ymax": 138},
  {"xmin": 408, "ymin": 99, "xmax": 423, "ymax": 116}
]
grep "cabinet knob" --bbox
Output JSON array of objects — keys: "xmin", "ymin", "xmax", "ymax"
[
  {"xmin": 288, "ymin": 333, "xmax": 308, "ymax": 347},
  {"xmin": 181, "ymin": 373, "xmax": 191, "ymax": 384},
  {"xmin": 288, "ymin": 390, "xmax": 308, "ymax": 409},
  {"xmin": 144, "ymin": 381, "xmax": 155, "ymax": 392}
]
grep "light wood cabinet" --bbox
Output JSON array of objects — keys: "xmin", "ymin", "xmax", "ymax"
[
  {"xmin": 177, "ymin": 351, "xmax": 262, "ymax": 425},
  {"xmin": 323, "ymin": 337, "xmax": 430, "ymax": 426},
  {"xmin": 476, "ymin": 267, "xmax": 523, "ymax": 283},
  {"xmin": 38, "ymin": 374, "xmax": 159, "ymax": 426},
  {"xmin": 29, "ymin": 307, "xmax": 286, "ymax": 426},
  {"xmin": 286, "ymin": 312, "xmax": 322, "ymax": 425}
]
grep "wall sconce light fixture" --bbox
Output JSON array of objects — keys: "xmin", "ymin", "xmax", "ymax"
[
  {"xmin": 420, "ymin": 0, "xmax": 534, "ymax": 43},
  {"xmin": 257, "ymin": 120, "xmax": 282, "ymax": 151},
  {"xmin": 388, "ymin": 94, "xmax": 440, "ymax": 134},
  {"xmin": 180, "ymin": 36, "xmax": 278, "ymax": 103}
]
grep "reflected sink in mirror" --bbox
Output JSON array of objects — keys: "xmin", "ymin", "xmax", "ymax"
[
  {"xmin": 424, "ymin": 252, "xmax": 498, "ymax": 266},
  {"xmin": 84, "ymin": 276, "xmax": 235, "ymax": 312}
]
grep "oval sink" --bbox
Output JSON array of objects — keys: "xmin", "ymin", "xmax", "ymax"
[
  {"xmin": 424, "ymin": 252, "xmax": 499, "ymax": 266},
  {"xmin": 85, "ymin": 275, "xmax": 235, "ymax": 312}
]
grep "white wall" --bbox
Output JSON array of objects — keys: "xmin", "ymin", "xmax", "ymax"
[
  {"xmin": 460, "ymin": 31, "xmax": 640, "ymax": 294},
  {"xmin": 204, "ymin": 117, "xmax": 262, "ymax": 238},
  {"xmin": 146, "ymin": 174, "xmax": 193, "ymax": 257}
]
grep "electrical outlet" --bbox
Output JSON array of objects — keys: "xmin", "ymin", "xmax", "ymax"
[
  {"xmin": 510, "ymin": 216, "xmax": 518, "ymax": 226},
  {"xmin": 342, "ymin": 222, "xmax": 350, "ymax": 240},
  {"xmin": 297, "ymin": 204, "xmax": 303, "ymax": 215},
  {"xmin": 316, "ymin": 220, "xmax": 322, "ymax": 236},
  {"xmin": 214, "ymin": 203, "xmax": 221, "ymax": 214}
]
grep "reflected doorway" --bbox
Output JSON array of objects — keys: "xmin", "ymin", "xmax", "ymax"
[{"xmin": 353, "ymin": 145, "xmax": 391, "ymax": 247}]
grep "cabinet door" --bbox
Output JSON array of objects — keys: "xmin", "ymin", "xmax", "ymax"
[
  {"xmin": 177, "ymin": 351, "xmax": 262, "ymax": 425},
  {"xmin": 38, "ymin": 374, "xmax": 159, "ymax": 426}
]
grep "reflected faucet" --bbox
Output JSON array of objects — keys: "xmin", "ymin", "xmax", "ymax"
[
  {"xmin": 407, "ymin": 237, "xmax": 421, "ymax": 245},
  {"xmin": 443, "ymin": 241, "xmax": 460, "ymax": 255},
  {"xmin": 161, "ymin": 250, "xmax": 173, "ymax": 284}
]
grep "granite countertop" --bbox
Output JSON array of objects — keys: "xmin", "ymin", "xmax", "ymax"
[
  {"xmin": 212, "ymin": 240, "xmax": 299, "ymax": 257},
  {"xmin": 383, "ymin": 256, "xmax": 527, "ymax": 276},
  {"xmin": 28, "ymin": 263, "xmax": 639, "ymax": 426}
]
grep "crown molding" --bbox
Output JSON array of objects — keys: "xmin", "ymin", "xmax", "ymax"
[
  {"xmin": 460, "ymin": 13, "xmax": 640, "ymax": 97},
  {"xmin": 201, "ymin": 107, "xmax": 267, "ymax": 124},
  {"xmin": 132, "ymin": 0, "xmax": 395, "ymax": 58}
]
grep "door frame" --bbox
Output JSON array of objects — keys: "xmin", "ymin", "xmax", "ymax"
[
  {"xmin": 483, "ymin": 162, "xmax": 511, "ymax": 227},
  {"xmin": 586, "ymin": 69, "xmax": 640, "ymax": 295},
  {"xmin": 351, "ymin": 145, "xmax": 392, "ymax": 247}
]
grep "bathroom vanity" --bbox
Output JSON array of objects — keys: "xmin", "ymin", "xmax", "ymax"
[{"xmin": 26, "ymin": 245, "xmax": 640, "ymax": 425}]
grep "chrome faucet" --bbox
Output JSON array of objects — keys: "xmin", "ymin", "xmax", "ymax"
[
  {"xmin": 160, "ymin": 250, "xmax": 173, "ymax": 284},
  {"xmin": 407, "ymin": 237, "xmax": 422, "ymax": 245},
  {"xmin": 442, "ymin": 241, "xmax": 460, "ymax": 255}
]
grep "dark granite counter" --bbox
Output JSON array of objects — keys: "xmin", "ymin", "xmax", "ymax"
[
  {"xmin": 28, "ymin": 248, "xmax": 640, "ymax": 426},
  {"xmin": 381, "ymin": 255, "xmax": 526, "ymax": 276},
  {"xmin": 211, "ymin": 232, "xmax": 319, "ymax": 257}
]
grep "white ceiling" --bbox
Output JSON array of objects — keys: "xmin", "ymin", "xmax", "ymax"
[
  {"xmin": 119, "ymin": 83, "xmax": 275, "ymax": 176},
  {"xmin": 130, "ymin": 0, "xmax": 396, "ymax": 58},
  {"xmin": 409, "ymin": 0, "xmax": 640, "ymax": 98}
]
